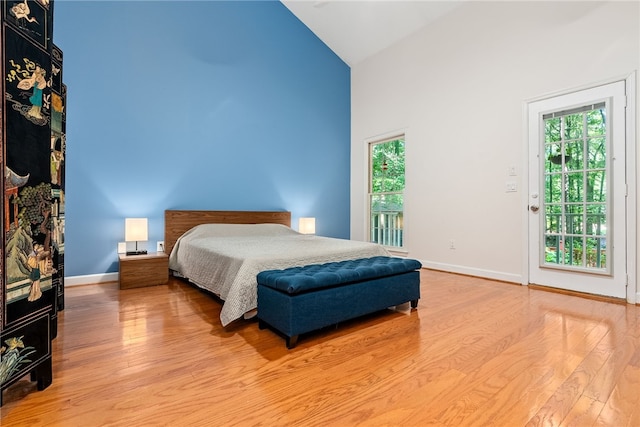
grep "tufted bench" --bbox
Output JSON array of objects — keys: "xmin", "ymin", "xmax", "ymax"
[{"xmin": 256, "ymin": 256, "xmax": 422, "ymax": 348}]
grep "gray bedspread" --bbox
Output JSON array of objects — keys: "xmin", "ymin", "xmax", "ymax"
[{"xmin": 168, "ymin": 223, "xmax": 390, "ymax": 326}]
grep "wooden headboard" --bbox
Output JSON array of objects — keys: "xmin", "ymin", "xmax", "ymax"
[{"xmin": 164, "ymin": 210, "xmax": 291, "ymax": 255}]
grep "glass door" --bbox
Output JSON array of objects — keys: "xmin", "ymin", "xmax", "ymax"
[{"xmin": 528, "ymin": 81, "xmax": 627, "ymax": 298}]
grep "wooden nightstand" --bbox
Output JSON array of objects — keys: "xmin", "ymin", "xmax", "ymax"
[{"xmin": 118, "ymin": 252, "xmax": 169, "ymax": 289}]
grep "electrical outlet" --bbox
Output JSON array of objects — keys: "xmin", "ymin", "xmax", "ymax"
[
  {"xmin": 117, "ymin": 242, "xmax": 126, "ymax": 254},
  {"xmin": 449, "ymin": 239, "xmax": 455, "ymax": 250},
  {"xmin": 506, "ymin": 181, "xmax": 517, "ymax": 192},
  {"xmin": 157, "ymin": 241, "xmax": 165, "ymax": 253}
]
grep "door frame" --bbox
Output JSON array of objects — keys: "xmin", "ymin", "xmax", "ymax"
[{"xmin": 521, "ymin": 72, "xmax": 637, "ymax": 303}]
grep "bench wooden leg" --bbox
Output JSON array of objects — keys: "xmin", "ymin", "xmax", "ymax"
[
  {"xmin": 411, "ymin": 299, "xmax": 418, "ymax": 309},
  {"xmin": 286, "ymin": 335, "xmax": 299, "ymax": 349},
  {"xmin": 258, "ymin": 320, "xmax": 267, "ymax": 330}
]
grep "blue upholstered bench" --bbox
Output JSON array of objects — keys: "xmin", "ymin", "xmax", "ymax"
[{"xmin": 256, "ymin": 256, "xmax": 422, "ymax": 348}]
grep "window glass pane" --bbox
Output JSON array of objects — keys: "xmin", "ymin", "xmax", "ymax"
[
  {"xmin": 586, "ymin": 171, "xmax": 606, "ymax": 202},
  {"xmin": 371, "ymin": 193, "xmax": 403, "ymax": 212},
  {"xmin": 564, "ymin": 114, "xmax": 583, "ymax": 140},
  {"xmin": 371, "ymin": 139, "xmax": 405, "ymax": 193},
  {"xmin": 545, "ymin": 204, "xmax": 562, "ymax": 234},
  {"xmin": 565, "ymin": 141, "xmax": 583, "ymax": 170},
  {"xmin": 566, "ymin": 173, "xmax": 584, "ymax": 202},
  {"xmin": 587, "ymin": 109, "xmax": 606, "ymax": 136},
  {"xmin": 545, "ymin": 117, "xmax": 561, "ymax": 142},
  {"xmin": 545, "ymin": 174, "xmax": 562, "ymax": 203},
  {"xmin": 565, "ymin": 236, "xmax": 583, "ymax": 266},
  {"xmin": 586, "ymin": 204, "xmax": 606, "ymax": 235},
  {"xmin": 565, "ymin": 204, "xmax": 583, "ymax": 234},
  {"xmin": 546, "ymin": 143, "xmax": 564, "ymax": 172},
  {"xmin": 370, "ymin": 194, "xmax": 404, "ymax": 247},
  {"xmin": 545, "ymin": 235, "xmax": 562, "ymax": 265},
  {"xmin": 586, "ymin": 237, "xmax": 606, "ymax": 268},
  {"xmin": 587, "ymin": 137, "xmax": 606, "ymax": 169}
]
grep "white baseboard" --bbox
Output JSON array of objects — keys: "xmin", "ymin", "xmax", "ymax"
[
  {"xmin": 64, "ymin": 272, "xmax": 118, "ymax": 287},
  {"xmin": 61, "ymin": 266, "xmax": 637, "ymax": 304},
  {"xmin": 420, "ymin": 260, "xmax": 522, "ymax": 284}
]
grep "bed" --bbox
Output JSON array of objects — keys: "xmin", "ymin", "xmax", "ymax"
[{"xmin": 165, "ymin": 210, "xmax": 390, "ymax": 326}]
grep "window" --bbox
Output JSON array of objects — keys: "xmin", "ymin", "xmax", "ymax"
[
  {"xmin": 368, "ymin": 136, "xmax": 405, "ymax": 248},
  {"xmin": 543, "ymin": 102, "xmax": 609, "ymax": 270}
]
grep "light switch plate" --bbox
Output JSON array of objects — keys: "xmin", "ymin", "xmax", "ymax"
[
  {"xmin": 117, "ymin": 242, "xmax": 126, "ymax": 254},
  {"xmin": 157, "ymin": 241, "xmax": 165, "ymax": 252}
]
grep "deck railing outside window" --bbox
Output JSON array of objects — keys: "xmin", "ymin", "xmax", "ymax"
[
  {"xmin": 545, "ymin": 212, "xmax": 606, "ymax": 268},
  {"xmin": 370, "ymin": 193, "xmax": 403, "ymax": 247}
]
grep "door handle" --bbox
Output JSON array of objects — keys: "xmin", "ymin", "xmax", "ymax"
[{"xmin": 530, "ymin": 193, "xmax": 539, "ymax": 212}]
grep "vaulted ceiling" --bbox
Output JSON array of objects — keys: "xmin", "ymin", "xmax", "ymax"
[{"xmin": 281, "ymin": 0, "xmax": 465, "ymax": 66}]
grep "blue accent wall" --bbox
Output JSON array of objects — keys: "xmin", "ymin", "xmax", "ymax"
[{"xmin": 53, "ymin": 1, "xmax": 351, "ymax": 277}]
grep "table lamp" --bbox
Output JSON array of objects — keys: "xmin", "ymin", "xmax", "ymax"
[
  {"xmin": 125, "ymin": 218, "xmax": 148, "ymax": 255},
  {"xmin": 298, "ymin": 217, "xmax": 316, "ymax": 235}
]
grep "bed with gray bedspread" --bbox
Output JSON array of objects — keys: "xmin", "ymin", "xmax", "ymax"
[{"xmin": 168, "ymin": 223, "xmax": 389, "ymax": 326}]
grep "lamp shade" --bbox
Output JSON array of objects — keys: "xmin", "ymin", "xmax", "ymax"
[
  {"xmin": 125, "ymin": 218, "xmax": 148, "ymax": 242},
  {"xmin": 298, "ymin": 217, "xmax": 316, "ymax": 235}
]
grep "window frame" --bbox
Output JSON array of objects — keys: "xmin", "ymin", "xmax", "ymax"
[{"xmin": 367, "ymin": 134, "xmax": 405, "ymax": 249}]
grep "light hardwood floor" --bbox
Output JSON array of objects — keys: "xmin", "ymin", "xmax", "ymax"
[{"xmin": 2, "ymin": 270, "xmax": 639, "ymax": 426}]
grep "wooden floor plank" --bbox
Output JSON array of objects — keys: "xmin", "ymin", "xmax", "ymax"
[
  {"xmin": 593, "ymin": 364, "xmax": 640, "ymax": 427},
  {"xmin": 2, "ymin": 269, "xmax": 639, "ymax": 426}
]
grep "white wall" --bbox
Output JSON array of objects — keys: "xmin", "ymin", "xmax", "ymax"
[{"xmin": 351, "ymin": 2, "xmax": 639, "ymax": 288}]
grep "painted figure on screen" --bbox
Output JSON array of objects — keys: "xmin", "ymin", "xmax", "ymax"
[
  {"xmin": 6, "ymin": 58, "xmax": 49, "ymax": 125},
  {"xmin": 17, "ymin": 65, "xmax": 47, "ymax": 119}
]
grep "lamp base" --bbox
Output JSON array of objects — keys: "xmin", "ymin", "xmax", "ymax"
[{"xmin": 125, "ymin": 250, "xmax": 148, "ymax": 256}]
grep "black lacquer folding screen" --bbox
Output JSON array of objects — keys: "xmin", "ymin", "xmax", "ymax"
[{"xmin": 1, "ymin": 0, "xmax": 65, "ymax": 406}]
